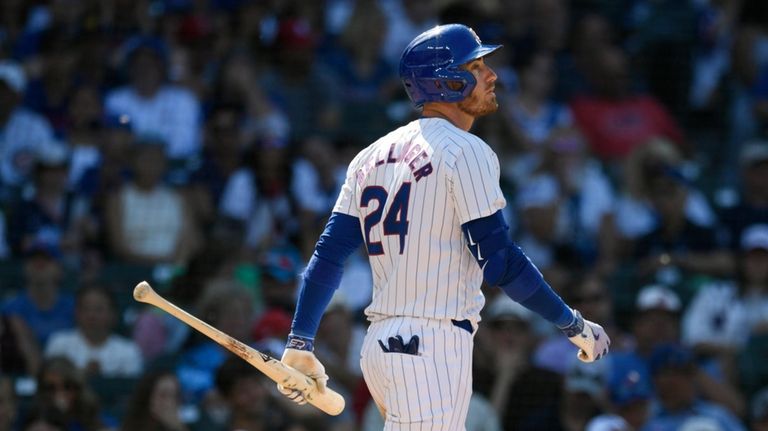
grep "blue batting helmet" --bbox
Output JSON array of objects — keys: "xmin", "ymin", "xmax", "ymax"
[{"xmin": 399, "ymin": 24, "xmax": 501, "ymax": 106}]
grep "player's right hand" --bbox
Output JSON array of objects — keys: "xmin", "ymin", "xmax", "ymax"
[
  {"xmin": 278, "ymin": 345, "xmax": 328, "ymax": 405},
  {"xmin": 563, "ymin": 310, "xmax": 610, "ymax": 362}
]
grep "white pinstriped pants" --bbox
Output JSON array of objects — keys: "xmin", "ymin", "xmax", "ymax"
[{"xmin": 360, "ymin": 316, "xmax": 474, "ymax": 430}]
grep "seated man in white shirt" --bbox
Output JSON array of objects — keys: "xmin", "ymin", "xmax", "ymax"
[
  {"xmin": 105, "ymin": 37, "xmax": 201, "ymax": 161},
  {"xmin": 45, "ymin": 285, "xmax": 143, "ymax": 377}
]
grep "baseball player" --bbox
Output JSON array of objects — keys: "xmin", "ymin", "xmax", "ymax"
[{"xmin": 279, "ymin": 24, "xmax": 610, "ymax": 429}]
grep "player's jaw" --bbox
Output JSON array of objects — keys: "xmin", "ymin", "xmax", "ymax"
[{"xmin": 458, "ymin": 84, "xmax": 498, "ymax": 117}]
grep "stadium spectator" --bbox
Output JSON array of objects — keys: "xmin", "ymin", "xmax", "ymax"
[
  {"xmin": 211, "ymin": 49, "xmax": 289, "ymax": 148},
  {"xmin": 643, "ymin": 343, "xmax": 747, "ymax": 431},
  {"xmin": 121, "ymin": 369, "xmax": 190, "ymax": 431},
  {"xmin": 621, "ymin": 0, "xmax": 699, "ymax": 119},
  {"xmin": 624, "ymin": 283, "xmax": 745, "ymax": 417},
  {"xmin": 242, "ymin": 141, "xmax": 298, "ymax": 253},
  {"xmin": 475, "ymin": 295, "xmax": 561, "ymax": 430},
  {"xmin": 631, "ymin": 159, "xmax": 733, "ymax": 286},
  {"xmin": 524, "ymin": 128, "xmax": 618, "ymax": 272},
  {"xmin": 570, "ymin": 46, "xmax": 686, "ymax": 162},
  {"xmin": 213, "ymin": 355, "xmax": 310, "ymax": 431},
  {"xmin": 0, "ymin": 60, "xmax": 55, "ymax": 188},
  {"xmin": 45, "ymin": 285, "xmax": 142, "ymax": 377},
  {"xmin": 63, "ymin": 84, "xmax": 103, "ymax": 189},
  {"xmin": 508, "ymin": 359, "xmax": 609, "ymax": 431},
  {"xmin": 104, "ymin": 37, "xmax": 202, "ymax": 161},
  {"xmin": 257, "ymin": 245, "xmax": 302, "ymax": 313},
  {"xmin": 131, "ymin": 246, "xmax": 229, "ymax": 364},
  {"xmin": 1, "ymin": 244, "xmax": 74, "ymax": 346},
  {"xmin": 585, "ymin": 354, "xmax": 653, "ymax": 431},
  {"xmin": 534, "ymin": 272, "xmax": 628, "ymax": 375},
  {"xmin": 72, "ymin": 114, "xmax": 133, "ymax": 213},
  {"xmin": 499, "ymin": 49, "xmax": 574, "ymax": 185},
  {"xmin": 104, "ymin": 138, "xmax": 201, "ymax": 265},
  {"xmin": 187, "ymin": 103, "xmax": 251, "ymax": 235},
  {"xmin": 513, "ymin": 173, "xmax": 571, "ymax": 288},
  {"xmin": 380, "ymin": 0, "xmax": 438, "ymax": 67},
  {"xmin": 322, "ymin": 0, "xmax": 400, "ymax": 143},
  {"xmin": 31, "ymin": 356, "xmax": 116, "ymax": 431},
  {"xmin": 260, "ymin": 16, "xmax": 341, "ymax": 141},
  {"xmin": 8, "ymin": 141, "xmax": 84, "ymax": 260},
  {"xmin": 729, "ymin": 2, "xmax": 768, "ymax": 169},
  {"xmin": 615, "ymin": 138, "xmax": 716, "ymax": 241},
  {"xmin": 629, "ymin": 285, "xmax": 683, "ymax": 360},
  {"xmin": 720, "ymin": 141, "xmax": 768, "ymax": 250},
  {"xmin": 290, "ymin": 137, "xmax": 345, "ymax": 258},
  {"xmin": 22, "ymin": 29, "xmax": 83, "ymax": 139},
  {"xmin": 683, "ymin": 224, "xmax": 768, "ymax": 380},
  {"xmin": 555, "ymin": 12, "xmax": 616, "ymax": 100}
]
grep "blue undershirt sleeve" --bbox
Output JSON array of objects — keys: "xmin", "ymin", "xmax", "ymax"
[
  {"xmin": 462, "ymin": 211, "xmax": 574, "ymax": 327},
  {"xmin": 290, "ymin": 212, "xmax": 364, "ymax": 339}
]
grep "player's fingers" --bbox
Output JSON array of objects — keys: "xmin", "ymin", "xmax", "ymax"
[
  {"xmin": 277, "ymin": 385, "xmax": 306, "ymax": 404},
  {"xmin": 313, "ymin": 373, "xmax": 329, "ymax": 393},
  {"xmin": 292, "ymin": 393, "xmax": 308, "ymax": 405},
  {"xmin": 286, "ymin": 390, "xmax": 307, "ymax": 404}
]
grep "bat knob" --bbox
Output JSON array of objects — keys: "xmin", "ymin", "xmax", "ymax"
[{"xmin": 133, "ymin": 281, "xmax": 152, "ymax": 301}]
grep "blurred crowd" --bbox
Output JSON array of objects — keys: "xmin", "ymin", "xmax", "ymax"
[{"xmin": 1, "ymin": 0, "xmax": 768, "ymax": 430}]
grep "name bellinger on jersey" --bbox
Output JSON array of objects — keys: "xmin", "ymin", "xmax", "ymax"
[{"xmin": 334, "ymin": 117, "xmax": 506, "ymax": 324}]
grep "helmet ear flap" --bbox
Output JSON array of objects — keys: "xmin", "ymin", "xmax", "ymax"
[
  {"xmin": 445, "ymin": 80, "xmax": 466, "ymax": 92},
  {"xmin": 404, "ymin": 68, "xmax": 475, "ymax": 105}
]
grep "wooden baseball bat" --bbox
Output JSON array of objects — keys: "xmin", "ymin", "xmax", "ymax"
[{"xmin": 133, "ymin": 281, "xmax": 345, "ymax": 416}]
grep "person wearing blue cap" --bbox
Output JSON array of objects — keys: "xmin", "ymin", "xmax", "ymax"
[
  {"xmin": 641, "ymin": 344, "xmax": 746, "ymax": 431},
  {"xmin": 586, "ymin": 354, "xmax": 653, "ymax": 431}
]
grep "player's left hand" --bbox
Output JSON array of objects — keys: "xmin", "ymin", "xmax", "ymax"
[
  {"xmin": 278, "ymin": 348, "xmax": 328, "ymax": 405},
  {"xmin": 562, "ymin": 310, "xmax": 610, "ymax": 362}
]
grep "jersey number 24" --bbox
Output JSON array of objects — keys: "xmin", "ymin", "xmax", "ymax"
[{"xmin": 360, "ymin": 183, "xmax": 411, "ymax": 255}]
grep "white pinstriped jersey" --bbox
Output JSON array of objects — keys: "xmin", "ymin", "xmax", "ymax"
[{"xmin": 333, "ymin": 117, "xmax": 506, "ymax": 322}]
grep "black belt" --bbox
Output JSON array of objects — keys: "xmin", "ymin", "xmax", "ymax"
[{"xmin": 451, "ymin": 319, "xmax": 473, "ymax": 334}]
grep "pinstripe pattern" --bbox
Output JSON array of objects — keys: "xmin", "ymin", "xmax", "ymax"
[
  {"xmin": 332, "ymin": 118, "xmax": 506, "ymax": 322},
  {"xmin": 333, "ymin": 118, "xmax": 503, "ymax": 428},
  {"xmin": 360, "ymin": 317, "xmax": 473, "ymax": 430}
]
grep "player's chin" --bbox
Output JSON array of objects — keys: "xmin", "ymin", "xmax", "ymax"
[{"xmin": 479, "ymin": 100, "xmax": 499, "ymax": 116}]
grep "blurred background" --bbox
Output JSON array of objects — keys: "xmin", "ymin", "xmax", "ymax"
[{"xmin": 1, "ymin": 0, "xmax": 768, "ymax": 430}]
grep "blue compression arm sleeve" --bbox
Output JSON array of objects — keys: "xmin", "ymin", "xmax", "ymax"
[
  {"xmin": 291, "ymin": 212, "xmax": 364, "ymax": 338},
  {"xmin": 462, "ymin": 211, "xmax": 573, "ymax": 327}
]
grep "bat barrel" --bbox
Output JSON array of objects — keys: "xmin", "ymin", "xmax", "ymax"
[{"xmin": 132, "ymin": 281, "xmax": 345, "ymax": 416}]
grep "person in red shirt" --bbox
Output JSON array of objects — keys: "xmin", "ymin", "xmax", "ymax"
[{"xmin": 570, "ymin": 46, "xmax": 686, "ymax": 161}]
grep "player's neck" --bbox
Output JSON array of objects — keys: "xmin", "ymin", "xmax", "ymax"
[{"xmin": 421, "ymin": 104, "xmax": 473, "ymax": 131}]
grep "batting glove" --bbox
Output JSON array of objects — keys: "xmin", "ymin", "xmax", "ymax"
[
  {"xmin": 561, "ymin": 309, "xmax": 610, "ymax": 362},
  {"xmin": 278, "ymin": 335, "xmax": 328, "ymax": 405}
]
